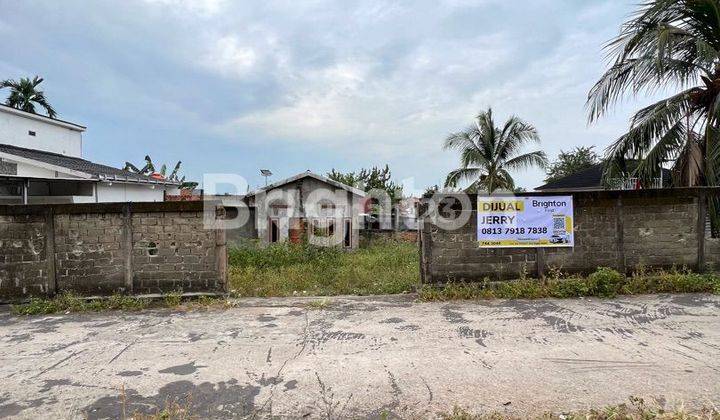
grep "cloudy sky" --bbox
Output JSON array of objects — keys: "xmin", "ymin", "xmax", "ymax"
[{"xmin": 0, "ymin": 0, "xmax": 652, "ymax": 194}]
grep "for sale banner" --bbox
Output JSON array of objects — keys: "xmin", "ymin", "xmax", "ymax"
[{"xmin": 477, "ymin": 196, "xmax": 574, "ymax": 248}]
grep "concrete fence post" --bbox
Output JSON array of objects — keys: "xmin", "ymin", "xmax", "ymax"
[
  {"xmin": 215, "ymin": 206, "xmax": 228, "ymax": 291},
  {"xmin": 536, "ymin": 248, "xmax": 545, "ymax": 278},
  {"xmin": 121, "ymin": 203, "xmax": 134, "ymax": 293},
  {"xmin": 419, "ymin": 215, "xmax": 433, "ymax": 284},
  {"xmin": 697, "ymin": 191, "xmax": 707, "ymax": 273},
  {"xmin": 615, "ymin": 195, "xmax": 626, "ymax": 274},
  {"xmin": 44, "ymin": 207, "xmax": 57, "ymax": 297}
]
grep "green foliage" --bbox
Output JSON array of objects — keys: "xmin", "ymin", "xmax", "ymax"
[
  {"xmin": 586, "ymin": 267, "xmax": 624, "ymax": 298},
  {"xmin": 587, "ymin": 0, "xmax": 720, "ymax": 233},
  {"xmin": 228, "ymin": 241, "xmax": 419, "ymax": 297},
  {"xmin": 0, "ymin": 75, "xmax": 56, "ymax": 118},
  {"xmin": 327, "ymin": 165, "xmax": 403, "ymax": 202},
  {"xmin": 443, "ymin": 107, "xmax": 548, "ymax": 193},
  {"xmin": 228, "ymin": 241, "xmax": 343, "ymax": 270},
  {"xmin": 544, "ymin": 146, "xmax": 599, "ymax": 183},
  {"xmin": 11, "ymin": 292, "xmax": 151, "ymax": 315},
  {"xmin": 419, "ymin": 268, "xmax": 720, "ymax": 301},
  {"xmin": 163, "ymin": 291, "xmax": 183, "ymax": 307},
  {"xmin": 10, "ymin": 292, "xmax": 232, "ymax": 316}
]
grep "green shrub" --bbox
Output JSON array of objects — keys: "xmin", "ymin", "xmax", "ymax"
[
  {"xmin": 547, "ymin": 277, "xmax": 590, "ymax": 298},
  {"xmin": 163, "ymin": 291, "xmax": 183, "ymax": 307},
  {"xmin": 586, "ymin": 267, "xmax": 624, "ymax": 298}
]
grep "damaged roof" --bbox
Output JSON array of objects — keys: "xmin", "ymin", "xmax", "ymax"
[{"xmin": 0, "ymin": 143, "xmax": 180, "ymax": 185}]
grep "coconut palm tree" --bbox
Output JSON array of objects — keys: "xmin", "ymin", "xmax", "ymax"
[
  {"xmin": 0, "ymin": 76, "xmax": 57, "ymax": 118},
  {"xmin": 443, "ymin": 108, "xmax": 548, "ymax": 193},
  {"xmin": 587, "ymin": 0, "xmax": 720, "ymax": 233}
]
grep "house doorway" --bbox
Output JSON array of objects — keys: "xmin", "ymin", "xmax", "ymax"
[
  {"xmin": 269, "ymin": 218, "xmax": 280, "ymax": 243},
  {"xmin": 343, "ymin": 218, "xmax": 352, "ymax": 248}
]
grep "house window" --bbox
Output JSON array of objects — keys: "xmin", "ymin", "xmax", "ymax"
[
  {"xmin": 28, "ymin": 130, "xmax": 36, "ymax": 136},
  {"xmin": 312, "ymin": 218, "xmax": 328, "ymax": 237}
]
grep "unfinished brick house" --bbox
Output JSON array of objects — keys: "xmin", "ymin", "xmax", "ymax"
[{"xmin": 243, "ymin": 171, "xmax": 365, "ymax": 249}]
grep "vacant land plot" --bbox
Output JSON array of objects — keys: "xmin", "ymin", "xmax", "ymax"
[
  {"xmin": 1, "ymin": 294, "xmax": 719, "ymax": 418},
  {"xmin": 228, "ymin": 241, "xmax": 419, "ymax": 297}
]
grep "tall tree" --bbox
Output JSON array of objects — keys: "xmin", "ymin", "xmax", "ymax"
[
  {"xmin": 587, "ymin": 0, "xmax": 720, "ymax": 233},
  {"xmin": 443, "ymin": 108, "xmax": 548, "ymax": 193},
  {"xmin": 545, "ymin": 146, "xmax": 599, "ymax": 183},
  {"xmin": 327, "ymin": 165, "xmax": 402, "ymax": 201},
  {"xmin": 0, "ymin": 76, "xmax": 57, "ymax": 118}
]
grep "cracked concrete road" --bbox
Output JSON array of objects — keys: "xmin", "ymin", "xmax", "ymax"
[{"xmin": 1, "ymin": 293, "xmax": 719, "ymax": 419}]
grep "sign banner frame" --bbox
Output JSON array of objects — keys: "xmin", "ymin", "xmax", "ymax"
[{"xmin": 476, "ymin": 195, "xmax": 574, "ymax": 248}]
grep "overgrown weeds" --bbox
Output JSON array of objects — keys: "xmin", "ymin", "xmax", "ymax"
[
  {"xmin": 228, "ymin": 241, "xmax": 419, "ymax": 297},
  {"xmin": 11, "ymin": 292, "xmax": 228, "ymax": 316},
  {"xmin": 420, "ymin": 267, "xmax": 720, "ymax": 301},
  {"xmin": 440, "ymin": 396, "xmax": 720, "ymax": 419}
]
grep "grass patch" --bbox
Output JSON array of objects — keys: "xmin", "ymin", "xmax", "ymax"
[
  {"xmin": 420, "ymin": 267, "xmax": 720, "ymax": 301},
  {"xmin": 305, "ymin": 298, "xmax": 332, "ymax": 310},
  {"xmin": 11, "ymin": 292, "xmax": 230, "ymax": 316},
  {"xmin": 228, "ymin": 241, "xmax": 419, "ymax": 297},
  {"xmin": 441, "ymin": 396, "xmax": 720, "ymax": 419}
]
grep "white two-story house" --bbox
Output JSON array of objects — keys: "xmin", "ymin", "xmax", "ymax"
[{"xmin": 0, "ymin": 104, "xmax": 180, "ymax": 204}]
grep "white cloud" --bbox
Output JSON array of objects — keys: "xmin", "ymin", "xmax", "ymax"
[
  {"xmin": 202, "ymin": 36, "xmax": 259, "ymax": 78},
  {"xmin": 142, "ymin": 0, "xmax": 226, "ymax": 17}
]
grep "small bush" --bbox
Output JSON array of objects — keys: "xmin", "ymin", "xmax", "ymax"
[
  {"xmin": 163, "ymin": 291, "xmax": 183, "ymax": 307},
  {"xmin": 586, "ymin": 267, "xmax": 624, "ymax": 298},
  {"xmin": 547, "ymin": 277, "xmax": 590, "ymax": 298}
]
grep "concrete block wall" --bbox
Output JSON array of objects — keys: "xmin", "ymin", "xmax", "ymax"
[
  {"xmin": 707, "ymin": 236, "xmax": 720, "ymax": 272},
  {"xmin": 0, "ymin": 202, "xmax": 226, "ymax": 301},
  {"xmin": 420, "ymin": 189, "xmax": 720, "ymax": 283},
  {"xmin": 132, "ymin": 211, "xmax": 221, "ymax": 294},
  {"xmin": 54, "ymin": 213, "xmax": 127, "ymax": 295},
  {"xmin": 0, "ymin": 213, "xmax": 50, "ymax": 297}
]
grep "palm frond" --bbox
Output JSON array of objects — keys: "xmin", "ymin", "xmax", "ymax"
[
  {"xmin": 504, "ymin": 151, "xmax": 548, "ymax": 171},
  {"xmin": 444, "ymin": 167, "xmax": 484, "ymax": 188}
]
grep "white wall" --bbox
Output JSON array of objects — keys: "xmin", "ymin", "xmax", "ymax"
[
  {"xmin": 0, "ymin": 107, "xmax": 83, "ymax": 157},
  {"xmin": 96, "ymin": 183, "xmax": 167, "ymax": 202}
]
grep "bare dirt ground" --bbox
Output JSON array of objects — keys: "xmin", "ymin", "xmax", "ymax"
[{"xmin": 0, "ymin": 293, "xmax": 719, "ymax": 419}]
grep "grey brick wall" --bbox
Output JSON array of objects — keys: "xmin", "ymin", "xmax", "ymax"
[
  {"xmin": 707, "ymin": 236, "xmax": 720, "ymax": 272},
  {"xmin": 132, "ymin": 211, "xmax": 221, "ymax": 294},
  {"xmin": 54, "ymin": 213, "xmax": 127, "ymax": 295},
  {"xmin": 420, "ymin": 189, "xmax": 719, "ymax": 283},
  {"xmin": 0, "ymin": 213, "xmax": 50, "ymax": 297},
  {"xmin": 0, "ymin": 202, "xmax": 226, "ymax": 301}
]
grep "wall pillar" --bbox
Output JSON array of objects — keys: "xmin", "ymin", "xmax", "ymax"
[
  {"xmin": 215, "ymin": 206, "xmax": 228, "ymax": 291},
  {"xmin": 121, "ymin": 203, "xmax": 134, "ymax": 293},
  {"xmin": 536, "ymin": 248, "xmax": 545, "ymax": 278},
  {"xmin": 697, "ymin": 192, "xmax": 707, "ymax": 273},
  {"xmin": 615, "ymin": 195, "xmax": 626, "ymax": 274},
  {"xmin": 44, "ymin": 207, "xmax": 57, "ymax": 296}
]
